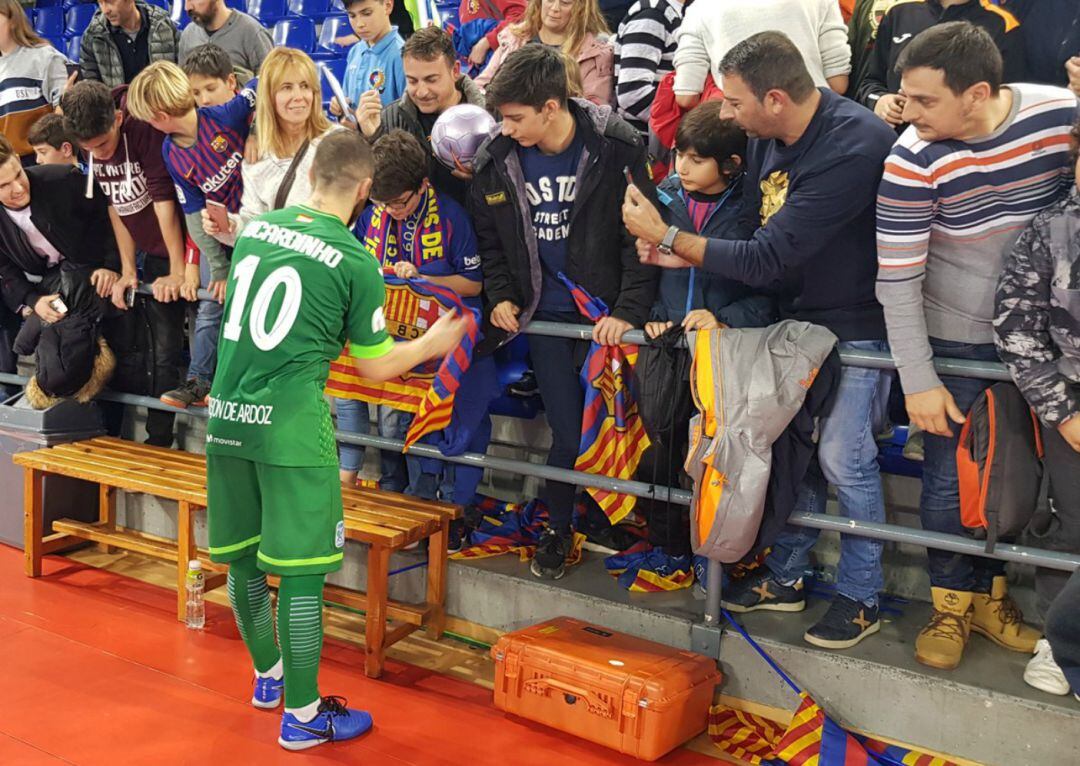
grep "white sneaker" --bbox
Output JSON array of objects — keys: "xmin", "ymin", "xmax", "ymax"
[{"xmin": 1024, "ymin": 639, "xmax": 1070, "ymax": 695}]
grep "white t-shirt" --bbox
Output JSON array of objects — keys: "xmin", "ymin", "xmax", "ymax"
[{"xmin": 4, "ymin": 205, "xmax": 62, "ymax": 266}]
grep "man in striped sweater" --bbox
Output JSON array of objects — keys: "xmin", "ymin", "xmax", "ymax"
[
  {"xmin": 613, "ymin": 0, "xmax": 684, "ymax": 137},
  {"xmin": 876, "ymin": 21, "xmax": 1079, "ymax": 671}
]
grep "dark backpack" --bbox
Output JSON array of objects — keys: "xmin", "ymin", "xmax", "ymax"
[
  {"xmin": 957, "ymin": 382, "xmax": 1044, "ymax": 552},
  {"xmin": 633, "ymin": 325, "xmax": 694, "ymax": 449}
]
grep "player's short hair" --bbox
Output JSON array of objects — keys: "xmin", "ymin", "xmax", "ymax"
[
  {"xmin": 182, "ymin": 44, "xmax": 234, "ymax": 82},
  {"xmin": 675, "ymin": 103, "xmax": 747, "ymax": 174},
  {"xmin": 371, "ymin": 130, "xmax": 428, "ymax": 202},
  {"xmin": 27, "ymin": 113, "xmax": 78, "ymax": 151},
  {"xmin": 486, "ymin": 44, "xmax": 567, "ymax": 111},
  {"xmin": 311, "ymin": 130, "xmax": 374, "ymax": 193},
  {"xmin": 61, "ymin": 80, "xmax": 119, "ymax": 142},
  {"xmin": 127, "ymin": 61, "xmax": 196, "ymax": 122},
  {"xmin": 0, "ymin": 133, "xmax": 16, "ymax": 166},
  {"xmin": 402, "ymin": 25, "xmax": 456, "ymax": 68},
  {"xmin": 896, "ymin": 21, "xmax": 1003, "ymax": 96},
  {"xmin": 719, "ymin": 31, "xmax": 816, "ymax": 104}
]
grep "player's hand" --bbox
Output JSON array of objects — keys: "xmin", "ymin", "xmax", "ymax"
[
  {"xmin": 682, "ymin": 309, "xmax": 722, "ymax": 332},
  {"xmin": 34, "ymin": 294, "xmax": 64, "ymax": 323},
  {"xmin": 874, "ymin": 93, "xmax": 906, "ymax": 126},
  {"xmin": 468, "ymin": 37, "xmax": 491, "ymax": 68},
  {"xmin": 645, "ymin": 320, "xmax": 673, "ymax": 339},
  {"xmin": 355, "ymin": 90, "xmax": 382, "ymax": 138},
  {"xmin": 90, "ymin": 268, "xmax": 120, "ymax": 298},
  {"xmin": 180, "ymin": 263, "xmax": 200, "ymax": 302},
  {"xmin": 593, "ymin": 316, "xmax": 633, "ymax": 346},
  {"xmin": 906, "ymin": 385, "xmax": 967, "ymax": 437},
  {"xmin": 152, "ymin": 272, "xmax": 185, "ymax": 303},
  {"xmin": 421, "ymin": 310, "xmax": 469, "ymax": 358},
  {"xmin": 490, "ymin": 300, "xmax": 521, "ymax": 333},
  {"xmin": 110, "ymin": 274, "xmax": 137, "ymax": 311},
  {"xmin": 208, "ymin": 279, "xmax": 227, "ymax": 304},
  {"xmin": 392, "ymin": 261, "xmax": 419, "ymax": 279}
]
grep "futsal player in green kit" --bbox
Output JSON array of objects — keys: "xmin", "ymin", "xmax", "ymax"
[{"xmin": 205, "ymin": 131, "xmax": 467, "ymax": 752}]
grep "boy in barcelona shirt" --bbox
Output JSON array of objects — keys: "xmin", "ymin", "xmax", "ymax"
[{"xmin": 127, "ymin": 56, "xmax": 256, "ymax": 407}]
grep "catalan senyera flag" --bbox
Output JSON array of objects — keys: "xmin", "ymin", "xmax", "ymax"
[
  {"xmin": 558, "ymin": 274, "xmax": 651, "ymax": 525},
  {"xmin": 326, "ymin": 274, "xmax": 480, "ymax": 451},
  {"xmin": 709, "ymin": 612, "xmax": 961, "ymax": 766}
]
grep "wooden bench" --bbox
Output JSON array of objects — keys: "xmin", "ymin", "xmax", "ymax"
[{"xmin": 14, "ymin": 436, "xmax": 462, "ymax": 678}]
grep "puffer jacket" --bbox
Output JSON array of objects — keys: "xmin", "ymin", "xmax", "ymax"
[
  {"xmin": 995, "ymin": 187, "xmax": 1080, "ymax": 427},
  {"xmin": 474, "ymin": 28, "xmax": 614, "ymax": 106},
  {"xmin": 470, "ymin": 98, "xmax": 658, "ymax": 353},
  {"xmin": 686, "ymin": 320, "xmax": 838, "ymax": 562},
  {"xmin": 79, "ymin": 3, "xmax": 179, "ymax": 88}
]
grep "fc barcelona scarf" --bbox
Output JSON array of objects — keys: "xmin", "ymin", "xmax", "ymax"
[
  {"xmin": 558, "ymin": 273, "xmax": 651, "ymax": 525},
  {"xmin": 326, "ymin": 273, "xmax": 480, "ymax": 451}
]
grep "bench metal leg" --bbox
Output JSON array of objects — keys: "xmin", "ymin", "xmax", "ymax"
[
  {"xmin": 176, "ymin": 501, "xmax": 194, "ymax": 622},
  {"xmin": 424, "ymin": 520, "xmax": 449, "ymax": 640},
  {"xmin": 23, "ymin": 468, "xmax": 43, "ymax": 577},
  {"xmin": 98, "ymin": 485, "xmax": 117, "ymax": 555},
  {"xmin": 364, "ymin": 545, "xmax": 390, "ymax": 678}
]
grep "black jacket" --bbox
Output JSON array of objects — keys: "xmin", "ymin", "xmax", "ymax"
[
  {"xmin": 470, "ymin": 99, "xmax": 659, "ymax": 352},
  {"xmin": 857, "ymin": 0, "xmax": 1025, "ymax": 109},
  {"xmin": 0, "ymin": 164, "xmax": 118, "ymax": 313}
]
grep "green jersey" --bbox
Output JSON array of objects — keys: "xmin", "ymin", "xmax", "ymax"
[{"xmin": 207, "ymin": 205, "xmax": 393, "ymax": 466}]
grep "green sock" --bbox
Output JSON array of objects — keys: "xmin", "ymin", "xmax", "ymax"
[
  {"xmin": 226, "ymin": 555, "xmax": 281, "ymax": 674},
  {"xmin": 277, "ymin": 573, "xmax": 326, "ymax": 709}
]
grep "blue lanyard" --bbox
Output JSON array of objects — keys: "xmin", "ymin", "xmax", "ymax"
[{"xmin": 681, "ymin": 183, "xmax": 736, "ymax": 316}]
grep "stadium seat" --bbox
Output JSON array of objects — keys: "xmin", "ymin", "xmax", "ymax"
[
  {"xmin": 272, "ymin": 17, "xmax": 316, "ymax": 51},
  {"xmin": 33, "ymin": 6, "xmax": 65, "ymax": 37},
  {"xmin": 224, "ymin": 0, "xmax": 246, "ymax": 9},
  {"xmin": 318, "ymin": 56, "xmax": 346, "ymax": 112},
  {"xmin": 171, "ymin": 0, "xmax": 191, "ymax": 29},
  {"xmin": 433, "ymin": 0, "xmax": 459, "ymax": 29},
  {"xmin": 45, "ymin": 35, "xmax": 65, "ymax": 52},
  {"xmin": 248, "ymin": 0, "xmax": 289, "ymax": 25},
  {"xmin": 143, "ymin": 0, "xmax": 171, "ymax": 9},
  {"xmin": 311, "ymin": 14, "xmax": 349, "ymax": 60},
  {"xmin": 288, "ymin": 0, "xmax": 333, "ymax": 19},
  {"xmin": 35, "ymin": 0, "xmax": 64, "ymax": 7},
  {"xmin": 66, "ymin": 34, "xmax": 81, "ymax": 63},
  {"xmin": 65, "ymin": 3, "xmax": 96, "ymax": 36}
]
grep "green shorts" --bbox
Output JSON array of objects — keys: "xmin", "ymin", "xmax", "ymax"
[{"xmin": 207, "ymin": 454, "xmax": 345, "ymax": 576}]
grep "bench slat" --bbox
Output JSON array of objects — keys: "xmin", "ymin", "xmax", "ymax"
[
  {"xmin": 46, "ymin": 445, "xmax": 209, "ymax": 486},
  {"xmin": 15, "ymin": 453, "xmax": 207, "ymax": 504},
  {"xmin": 50, "ymin": 519, "xmax": 182, "ymax": 562}
]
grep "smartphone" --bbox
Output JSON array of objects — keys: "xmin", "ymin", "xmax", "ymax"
[
  {"xmin": 49, "ymin": 297, "xmax": 68, "ymax": 316},
  {"xmin": 623, "ymin": 166, "xmax": 635, "ymax": 187},
  {"xmin": 124, "ymin": 285, "xmax": 136, "ymax": 309},
  {"xmin": 205, "ymin": 200, "xmax": 230, "ymax": 233},
  {"xmin": 64, "ymin": 62, "xmax": 80, "ymax": 80}
]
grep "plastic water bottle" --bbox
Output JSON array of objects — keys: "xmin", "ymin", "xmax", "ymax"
[{"xmin": 186, "ymin": 560, "xmax": 205, "ymax": 630}]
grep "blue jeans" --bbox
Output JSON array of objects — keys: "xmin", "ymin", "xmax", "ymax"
[
  {"xmin": 187, "ymin": 255, "xmax": 222, "ymax": 382},
  {"xmin": 920, "ymin": 338, "xmax": 1004, "ymax": 591},
  {"xmin": 334, "ymin": 399, "xmax": 411, "ymax": 488},
  {"xmin": 767, "ymin": 340, "xmax": 892, "ymax": 606}
]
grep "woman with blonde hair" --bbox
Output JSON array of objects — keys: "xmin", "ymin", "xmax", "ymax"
[
  {"xmin": 474, "ymin": 0, "xmax": 614, "ymax": 105},
  {"xmin": 203, "ymin": 47, "xmax": 342, "ymax": 245},
  {"xmin": 0, "ymin": 0, "xmax": 69, "ymax": 162}
]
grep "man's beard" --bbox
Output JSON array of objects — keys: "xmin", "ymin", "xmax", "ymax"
[{"xmin": 190, "ymin": 10, "xmax": 213, "ymax": 27}]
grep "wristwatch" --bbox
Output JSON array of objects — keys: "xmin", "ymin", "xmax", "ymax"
[{"xmin": 657, "ymin": 225, "xmax": 680, "ymax": 256}]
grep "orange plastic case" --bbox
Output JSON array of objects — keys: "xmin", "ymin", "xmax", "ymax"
[{"xmin": 491, "ymin": 617, "xmax": 722, "ymax": 761}]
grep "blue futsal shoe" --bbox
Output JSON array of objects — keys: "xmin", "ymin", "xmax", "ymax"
[
  {"xmin": 279, "ymin": 696, "xmax": 374, "ymax": 751},
  {"xmin": 252, "ymin": 674, "xmax": 284, "ymax": 709}
]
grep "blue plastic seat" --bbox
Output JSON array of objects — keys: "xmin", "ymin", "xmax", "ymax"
[
  {"xmin": 65, "ymin": 3, "xmax": 96, "ymax": 36},
  {"xmin": 36, "ymin": 0, "xmax": 65, "ymax": 7},
  {"xmin": 66, "ymin": 34, "xmax": 81, "ymax": 63},
  {"xmin": 288, "ymin": 0, "xmax": 333, "ymax": 19},
  {"xmin": 311, "ymin": 14, "xmax": 349, "ymax": 60},
  {"xmin": 170, "ymin": 0, "xmax": 191, "ymax": 29},
  {"xmin": 143, "ymin": 0, "xmax": 171, "ymax": 10},
  {"xmin": 33, "ymin": 7, "xmax": 65, "ymax": 38},
  {"xmin": 317, "ymin": 56, "xmax": 346, "ymax": 112},
  {"xmin": 224, "ymin": 0, "xmax": 246, "ymax": 9},
  {"xmin": 248, "ymin": 0, "xmax": 289, "ymax": 25},
  {"xmin": 271, "ymin": 17, "xmax": 316, "ymax": 52}
]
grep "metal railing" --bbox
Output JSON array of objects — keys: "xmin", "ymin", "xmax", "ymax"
[{"xmin": 1, "ymin": 312, "xmax": 1071, "ymax": 654}]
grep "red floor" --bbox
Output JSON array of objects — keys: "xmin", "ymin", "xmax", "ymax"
[{"xmin": 0, "ymin": 545, "xmax": 717, "ymax": 766}]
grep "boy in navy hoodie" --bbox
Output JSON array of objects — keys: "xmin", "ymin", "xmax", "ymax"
[{"xmin": 636, "ymin": 101, "xmax": 774, "ymax": 576}]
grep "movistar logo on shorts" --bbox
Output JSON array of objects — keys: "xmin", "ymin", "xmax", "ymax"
[
  {"xmin": 208, "ymin": 396, "xmax": 274, "ymax": 425},
  {"xmin": 240, "ymin": 220, "xmax": 343, "ymax": 268}
]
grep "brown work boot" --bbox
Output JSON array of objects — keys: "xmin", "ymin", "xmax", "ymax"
[
  {"xmin": 915, "ymin": 587, "xmax": 974, "ymax": 670},
  {"xmin": 971, "ymin": 576, "xmax": 1039, "ymax": 653}
]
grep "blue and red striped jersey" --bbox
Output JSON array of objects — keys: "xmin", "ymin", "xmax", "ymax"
[{"xmin": 162, "ymin": 85, "xmax": 256, "ymax": 216}]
